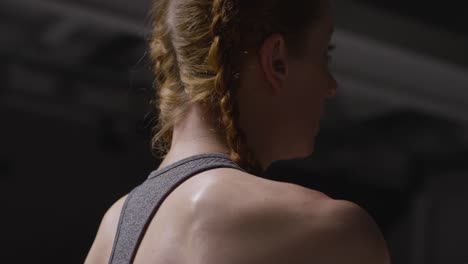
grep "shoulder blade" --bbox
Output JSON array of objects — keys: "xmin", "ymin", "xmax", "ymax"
[{"xmin": 184, "ymin": 179, "xmax": 330, "ymax": 264}]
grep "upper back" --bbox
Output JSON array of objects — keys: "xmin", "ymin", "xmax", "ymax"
[
  {"xmin": 182, "ymin": 171, "xmax": 391, "ymax": 264},
  {"xmin": 85, "ymin": 166, "xmax": 390, "ymax": 264}
]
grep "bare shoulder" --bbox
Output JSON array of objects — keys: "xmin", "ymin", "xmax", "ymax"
[
  {"xmin": 187, "ymin": 170, "xmax": 391, "ymax": 264},
  {"xmin": 305, "ymin": 199, "xmax": 392, "ymax": 264},
  {"xmin": 84, "ymin": 194, "xmax": 128, "ymax": 264}
]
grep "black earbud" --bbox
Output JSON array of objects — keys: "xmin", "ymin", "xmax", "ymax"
[{"xmin": 273, "ymin": 60, "xmax": 286, "ymax": 73}]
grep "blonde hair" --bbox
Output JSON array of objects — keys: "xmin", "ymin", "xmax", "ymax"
[{"xmin": 149, "ymin": 0, "xmax": 322, "ymax": 175}]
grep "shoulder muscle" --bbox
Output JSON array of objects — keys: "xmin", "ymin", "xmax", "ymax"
[
  {"xmin": 306, "ymin": 199, "xmax": 392, "ymax": 264},
  {"xmin": 184, "ymin": 181, "xmax": 330, "ymax": 264}
]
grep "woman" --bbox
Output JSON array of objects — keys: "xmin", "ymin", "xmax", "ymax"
[{"xmin": 86, "ymin": 0, "xmax": 391, "ymax": 263}]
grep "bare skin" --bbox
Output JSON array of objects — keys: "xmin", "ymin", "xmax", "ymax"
[{"xmin": 85, "ymin": 1, "xmax": 391, "ymax": 263}]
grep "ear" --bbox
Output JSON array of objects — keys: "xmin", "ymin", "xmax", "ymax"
[{"xmin": 258, "ymin": 33, "xmax": 289, "ymax": 93}]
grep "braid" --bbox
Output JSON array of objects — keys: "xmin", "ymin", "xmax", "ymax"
[
  {"xmin": 149, "ymin": 0, "xmax": 322, "ymax": 176},
  {"xmin": 149, "ymin": 1, "xmax": 189, "ymax": 159},
  {"xmin": 207, "ymin": 0, "xmax": 263, "ymax": 175}
]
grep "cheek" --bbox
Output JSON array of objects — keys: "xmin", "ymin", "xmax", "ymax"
[
  {"xmin": 291, "ymin": 66, "xmax": 328, "ymax": 101},
  {"xmin": 301, "ymin": 69, "xmax": 330, "ymax": 120},
  {"xmin": 285, "ymin": 61, "xmax": 328, "ymax": 117},
  {"xmin": 285, "ymin": 73, "xmax": 324, "ymax": 125}
]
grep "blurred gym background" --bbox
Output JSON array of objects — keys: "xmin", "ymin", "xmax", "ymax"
[{"xmin": 1, "ymin": 0, "xmax": 467, "ymax": 263}]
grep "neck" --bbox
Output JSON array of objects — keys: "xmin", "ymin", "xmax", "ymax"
[{"xmin": 160, "ymin": 103, "xmax": 230, "ymax": 167}]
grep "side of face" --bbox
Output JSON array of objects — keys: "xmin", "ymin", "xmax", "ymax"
[
  {"xmin": 285, "ymin": 9, "xmax": 337, "ymax": 135},
  {"xmin": 257, "ymin": 4, "xmax": 337, "ymax": 155}
]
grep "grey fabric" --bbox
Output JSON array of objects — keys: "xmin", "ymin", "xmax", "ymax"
[{"xmin": 108, "ymin": 153, "xmax": 246, "ymax": 264}]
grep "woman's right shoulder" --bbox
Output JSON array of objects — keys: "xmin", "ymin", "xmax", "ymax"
[
  {"xmin": 84, "ymin": 194, "xmax": 128, "ymax": 264},
  {"xmin": 187, "ymin": 171, "xmax": 391, "ymax": 264}
]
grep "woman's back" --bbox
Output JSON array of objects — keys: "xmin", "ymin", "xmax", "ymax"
[{"xmin": 85, "ymin": 153, "xmax": 390, "ymax": 264}]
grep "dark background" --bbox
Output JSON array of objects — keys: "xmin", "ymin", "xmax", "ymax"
[{"xmin": 1, "ymin": 0, "xmax": 468, "ymax": 263}]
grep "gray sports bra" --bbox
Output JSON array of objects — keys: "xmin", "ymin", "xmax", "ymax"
[{"xmin": 108, "ymin": 152, "xmax": 246, "ymax": 264}]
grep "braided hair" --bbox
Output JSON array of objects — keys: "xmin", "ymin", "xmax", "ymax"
[
  {"xmin": 207, "ymin": 0, "xmax": 263, "ymax": 175},
  {"xmin": 149, "ymin": 0, "xmax": 322, "ymax": 176}
]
